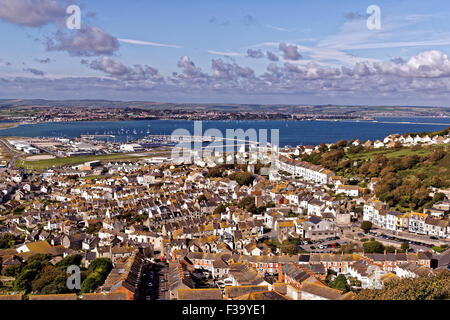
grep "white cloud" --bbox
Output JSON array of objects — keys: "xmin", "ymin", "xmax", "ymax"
[
  {"xmin": 207, "ymin": 50, "xmax": 244, "ymax": 57},
  {"xmin": 118, "ymin": 38, "xmax": 181, "ymax": 49}
]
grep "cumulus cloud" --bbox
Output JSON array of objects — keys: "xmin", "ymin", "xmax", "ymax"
[
  {"xmin": 246, "ymin": 49, "xmax": 264, "ymax": 58},
  {"xmin": 47, "ymin": 26, "xmax": 120, "ymax": 56},
  {"xmin": 211, "ymin": 59, "xmax": 255, "ymax": 80},
  {"xmin": 4, "ymin": 50, "xmax": 450, "ymax": 103},
  {"xmin": 278, "ymin": 43, "xmax": 302, "ymax": 60},
  {"xmin": 396, "ymin": 50, "xmax": 450, "ymax": 78},
  {"xmin": 0, "ymin": 0, "xmax": 65, "ymax": 27},
  {"xmin": 266, "ymin": 51, "xmax": 279, "ymax": 62},
  {"xmin": 35, "ymin": 58, "xmax": 52, "ymax": 64},
  {"xmin": 177, "ymin": 56, "xmax": 205, "ymax": 78},
  {"xmin": 23, "ymin": 67, "xmax": 45, "ymax": 76},
  {"xmin": 86, "ymin": 56, "xmax": 162, "ymax": 81},
  {"xmin": 89, "ymin": 57, "xmax": 129, "ymax": 76}
]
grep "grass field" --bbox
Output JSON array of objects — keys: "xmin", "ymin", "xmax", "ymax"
[{"xmin": 15, "ymin": 149, "xmax": 173, "ymax": 171}]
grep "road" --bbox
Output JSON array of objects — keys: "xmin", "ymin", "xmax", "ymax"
[
  {"xmin": 0, "ymin": 138, "xmax": 21, "ymax": 168},
  {"xmin": 140, "ymin": 260, "xmax": 169, "ymax": 300}
]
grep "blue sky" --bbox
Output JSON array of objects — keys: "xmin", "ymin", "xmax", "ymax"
[{"xmin": 1, "ymin": 0, "xmax": 450, "ymax": 106}]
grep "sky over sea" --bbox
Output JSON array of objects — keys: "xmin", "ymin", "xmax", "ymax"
[{"xmin": 2, "ymin": 0, "xmax": 450, "ymax": 106}]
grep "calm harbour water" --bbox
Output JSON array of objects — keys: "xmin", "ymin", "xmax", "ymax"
[{"xmin": 0, "ymin": 118, "xmax": 449, "ymax": 147}]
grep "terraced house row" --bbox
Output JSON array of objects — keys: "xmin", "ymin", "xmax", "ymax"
[
  {"xmin": 275, "ymin": 155, "xmax": 335, "ymax": 185},
  {"xmin": 363, "ymin": 198, "xmax": 450, "ymax": 238}
]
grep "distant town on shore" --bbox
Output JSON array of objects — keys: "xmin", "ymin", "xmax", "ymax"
[{"xmin": 1, "ymin": 99, "xmax": 449, "ymax": 122}]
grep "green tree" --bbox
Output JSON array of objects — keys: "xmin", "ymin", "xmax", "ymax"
[
  {"xmin": 237, "ymin": 196, "xmax": 255, "ymax": 211},
  {"xmin": 54, "ymin": 254, "xmax": 83, "ymax": 269},
  {"xmin": 0, "ymin": 233, "xmax": 15, "ymax": 249},
  {"xmin": 31, "ymin": 267, "xmax": 68, "ymax": 293},
  {"xmin": 360, "ymin": 221, "xmax": 373, "ymax": 233},
  {"xmin": 228, "ymin": 171, "xmax": 255, "ymax": 186},
  {"xmin": 87, "ymin": 258, "xmax": 113, "ymax": 275},
  {"xmin": 14, "ymin": 269, "xmax": 38, "ymax": 292},
  {"xmin": 385, "ymin": 245, "xmax": 396, "ymax": 253},
  {"xmin": 81, "ymin": 270, "xmax": 103, "ymax": 293},
  {"xmin": 3, "ymin": 264, "xmax": 22, "ymax": 277},
  {"xmin": 401, "ymin": 242, "xmax": 409, "ymax": 252},
  {"xmin": 329, "ymin": 274, "xmax": 350, "ymax": 293},
  {"xmin": 80, "ymin": 258, "xmax": 113, "ymax": 293},
  {"xmin": 363, "ymin": 240, "xmax": 385, "ymax": 254},
  {"xmin": 86, "ymin": 222, "xmax": 102, "ymax": 234},
  {"xmin": 213, "ymin": 203, "xmax": 227, "ymax": 215}
]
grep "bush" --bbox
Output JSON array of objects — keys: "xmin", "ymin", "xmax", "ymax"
[
  {"xmin": 86, "ymin": 222, "xmax": 102, "ymax": 234},
  {"xmin": 363, "ymin": 240, "xmax": 385, "ymax": 254},
  {"xmin": 80, "ymin": 258, "xmax": 113, "ymax": 293},
  {"xmin": 329, "ymin": 274, "xmax": 350, "ymax": 293},
  {"xmin": 428, "ymin": 148, "xmax": 445, "ymax": 162},
  {"xmin": 2, "ymin": 264, "xmax": 22, "ymax": 277},
  {"xmin": 31, "ymin": 268, "xmax": 67, "ymax": 293},
  {"xmin": 356, "ymin": 271, "xmax": 450, "ymax": 300},
  {"xmin": 80, "ymin": 271, "xmax": 103, "ymax": 293},
  {"xmin": 14, "ymin": 269, "xmax": 38, "ymax": 292},
  {"xmin": 432, "ymin": 245, "xmax": 448, "ymax": 253},
  {"xmin": 0, "ymin": 233, "xmax": 15, "ymax": 249},
  {"xmin": 87, "ymin": 258, "xmax": 112, "ymax": 275},
  {"xmin": 228, "ymin": 171, "xmax": 255, "ymax": 186}
]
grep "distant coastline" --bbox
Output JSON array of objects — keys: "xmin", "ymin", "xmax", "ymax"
[{"xmin": 0, "ymin": 122, "xmax": 21, "ymax": 130}]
